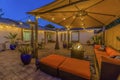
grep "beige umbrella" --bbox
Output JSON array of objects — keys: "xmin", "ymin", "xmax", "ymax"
[{"xmin": 28, "ymin": 0, "xmax": 120, "ymax": 29}]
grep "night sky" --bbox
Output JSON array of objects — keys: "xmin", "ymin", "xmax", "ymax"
[{"xmin": 0, "ymin": 0, "xmax": 63, "ymax": 28}]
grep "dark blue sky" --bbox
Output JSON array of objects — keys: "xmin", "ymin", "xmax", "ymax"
[{"xmin": 0, "ymin": 0, "xmax": 63, "ymax": 28}]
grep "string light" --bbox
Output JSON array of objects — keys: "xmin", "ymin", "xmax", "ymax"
[
  {"xmin": 79, "ymin": 12, "xmax": 93, "ymax": 33},
  {"xmin": 73, "ymin": 16, "xmax": 76, "ymax": 19},
  {"xmin": 63, "ymin": 18, "xmax": 66, "ymax": 20},
  {"xmin": 52, "ymin": 17, "xmax": 55, "ymax": 21},
  {"xmin": 19, "ymin": 22, "xmax": 23, "ymax": 25}
]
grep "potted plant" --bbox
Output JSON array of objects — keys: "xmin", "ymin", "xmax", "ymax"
[
  {"xmin": 68, "ymin": 42, "xmax": 73, "ymax": 49},
  {"xmin": 63, "ymin": 41, "xmax": 67, "ymax": 48},
  {"xmin": 4, "ymin": 32, "xmax": 17, "ymax": 50},
  {"xmin": 18, "ymin": 45, "xmax": 32, "ymax": 65},
  {"xmin": 91, "ymin": 35, "xmax": 102, "ymax": 45}
]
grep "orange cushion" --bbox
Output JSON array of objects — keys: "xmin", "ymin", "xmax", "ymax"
[
  {"xmin": 109, "ymin": 51, "xmax": 120, "ymax": 57},
  {"xmin": 94, "ymin": 45, "xmax": 101, "ymax": 49},
  {"xmin": 59, "ymin": 58, "xmax": 91, "ymax": 80},
  {"xmin": 102, "ymin": 56, "xmax": 120, "ymax": 65},
  {"xmin": 94, "ymin": 49, "xmax": 106, "ymax": 55},
  {"xmin": 106, "ymin": 47, "xmax": 116, "ymax": 56},
  {"xmin": 40, "ymin": 54, "xmax": 66, "ymax": 69}
]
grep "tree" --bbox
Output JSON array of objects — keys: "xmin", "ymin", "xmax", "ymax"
[
  {"xmin": 0, "ymin": 8, "xmax": 4, "ymax": 18},
  {"xmin": 45, "ymin": 24, "xmax": 55, "ymax": 29}
]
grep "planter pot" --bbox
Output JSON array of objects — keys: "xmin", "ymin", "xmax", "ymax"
[
  {"xmin": 21, "ymin": 54, "xmax": 32, "ymax": 65},
  {"xmin": 10, "ymin": 44, "xmax": 16, "ymax": 50},
  {"xmin": 63, "ymin": 44, "xmax": 67, "ymax": 48}
]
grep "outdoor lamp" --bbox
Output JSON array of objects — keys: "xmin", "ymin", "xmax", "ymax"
[
  {"xmin": 72, "ymin": 43, "xmax": 84, "ymax": 51},
  {"xmin": 71, "ymin": 43, "xmax": 84, "ymax": 59}
]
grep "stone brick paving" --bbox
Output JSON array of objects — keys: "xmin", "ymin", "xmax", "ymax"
[{"xmin": 0, "ymin": 43, "xmax": 95, "ymax": 80}]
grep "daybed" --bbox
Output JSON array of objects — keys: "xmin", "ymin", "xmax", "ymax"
[
  {"xmin": 39, "ymin": 54, "xmax": 66, "ymax": 76},
  {"xmin": 39, "ymin": 54, "xmax": 91, "ymax": 80},
  {"xmin": 59, "ymin": 57, "xmax": 91, "ymax": 80},
  {"xmin": 94, "ymin": 45, "xmax": 120, "ymax": 80}
]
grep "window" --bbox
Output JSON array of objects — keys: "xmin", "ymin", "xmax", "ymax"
[
  {"xmin": 23, "ymin": 30, "xmax": 31, "ymax": 41},
  {"xmin": 71, "ymin": 31, "xmax": 79, "ymax": 42}
]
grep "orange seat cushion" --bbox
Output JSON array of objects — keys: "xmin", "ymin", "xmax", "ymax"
[
  {"xmin": 106, "ymin": 47, "xmax": 116, "ymax": 56},
  {"xmin": 40, "ymin": 54, "xmax": 66, "ymax": 69},
  {"xmin": 59, "ymin": 58, "xmax": 91, "ymax": 80},
  {"xmin": 94, "ymin": 49, "xmax": 106, "ymax": 55},
  {"xmin": 102, "ymin": 56, "xmax": 120, "ymax": 65},
  {"xmin": 94, "ymin": 45, "xmax": 101, "ymax": 49}
]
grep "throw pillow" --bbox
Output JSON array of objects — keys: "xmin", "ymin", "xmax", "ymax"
[
  {"xmin": 115, "ymin": 55, "xmax": 120, "ymax": 60},
  {"xmin": 98, "ymin": 45, "xmax": 106, "ymax": 52}
]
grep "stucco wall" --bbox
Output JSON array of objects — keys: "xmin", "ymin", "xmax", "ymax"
[
  {"xmin": 38, "ymin": 31, "xmax": 44, "ymax": 43},
  {"xmin": 59, "ymin": 30, "xmax": 94, "ymax": 44},
  {"xmin": 80, "ymin": 30, "xmax": 94, "ymax": 44},
  {"xmin": 0, "ymin": 25, "xmax": 22, "ymax": 49},
  {"xmin": 105, "ymin": 24, "xmax": 120, "ymax": 50},
  {"xmin": 0, "ymin": 27, "xmax": 21, "ymax": 43}
]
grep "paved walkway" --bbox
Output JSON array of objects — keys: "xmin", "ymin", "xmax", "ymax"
[{"xmin": 0, "ymin": 43, "xmax": 95, "ymax": 80}]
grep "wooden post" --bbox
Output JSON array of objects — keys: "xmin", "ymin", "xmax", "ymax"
[
  {"xmin": 30, "ymin": 24, "xmax": 34, "ymax": 57},
  {"xmin": 103, "ymin": 26, "xmax": 105, "ymax": 45},
  {"xmin": 44, "ymin": 31, "xmax": 47, "ymax": 44},
  {"xmin": 67, "ymin": 29, "xmax": 70, "ymax": 48},
  {"xmin": 21, "ymin": 28, "xmax": 23, "ymax": 41},
  {"xmin": 26, "ymin": 21, "xmax": 36, "ymax": 58},
  {"xmin": 55, "ymin": 29, "xmax": 60, "ymax": 49},
  {"xmin": 64, "ymin": 32, "xmax": 66, "ymax": 41},
  {"xmin": 78, "ymin": 30, "xmax": 80, "ymax": 42},
  {"xmin": 34, "ymin": 17, "xmax": 39, "ymax": 58}
]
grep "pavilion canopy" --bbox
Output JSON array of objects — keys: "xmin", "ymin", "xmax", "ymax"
[{"xmin": 28, "ymin": 0, "xmax": 120, "ymax": 29}]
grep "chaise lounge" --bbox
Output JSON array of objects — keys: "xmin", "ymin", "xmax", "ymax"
[
  {"xmin": 39, "ymin": 54, "xmax": 66, "ymax": 76},
  {"xmin": 39, "ymin": 54, "xmax": 91, "ymax": 80},
  {"xmin": 59, "ymin": 57, "xmax": 91, "ymax": 80}
]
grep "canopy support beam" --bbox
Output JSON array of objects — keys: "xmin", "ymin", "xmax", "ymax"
[{"xmin": 27, "ymin": 0, "xmax": 88, "ymax": 15}]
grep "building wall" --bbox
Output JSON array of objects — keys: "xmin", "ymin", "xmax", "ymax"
[
  {"xmin": 38, "ymin": 30, "xmax": 44, "ymax": 43},
  {"xmin": 79, "ymin": 30, "xmax": 94, "ymax": 44},
  {"xmin": 0, "ymin": 26, "xmax": 21, "ymax": 43},
  {"xmin": 105, "ymin": 24, "xmax": 120, "ymax": 50},
  {"xmin": 0, "ymin": 25, "xmax": 22, "ymax": 49},
  {"xmin": 59, "ymin": 30, "xmax": 94, "ymax": 44}
]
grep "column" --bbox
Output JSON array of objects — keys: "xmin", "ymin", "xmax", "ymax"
[
  {"xmin": 44, "ymin": 31, "xmax": 47, "ymax": 44},
  {"xmin": 31, "ymin": 25, "xmax": 34, "ymax": 57},
  {"xmin": 64, "ymin": 32, "xmax": 66, "ymax": 41},
  {"xmin": 27, "ymin": 21, "xmax": 35, "ymax": 58},
  {"xmin": 21, "ymin": 28, "xmax": 23, "ymax": 41},
  {"xmin": 34, "ymin": 17, "xmax": 39, "ymax": 58},
  {"xmin": 67, "ymin": 29, "xmax": 70, "ymax": 48},
  {"xmin": 78, "ymin": 30, "xmax": 80, "ymax": 42},
  {"xmin": 55, "ymin": 29, "xmax": 60, "ymax": 49},
  {"xmin": 102, "ymin": 26, "xmax": 105, "ymax": 45}
]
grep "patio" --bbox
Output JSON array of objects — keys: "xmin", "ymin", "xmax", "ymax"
[
  {"xmin": 0, "ymin": 0, "xmax": 120, "ymax": 80},
  {"xmin": 0, "ymin": 43, "xmax": 96, "ymax": 80}
]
